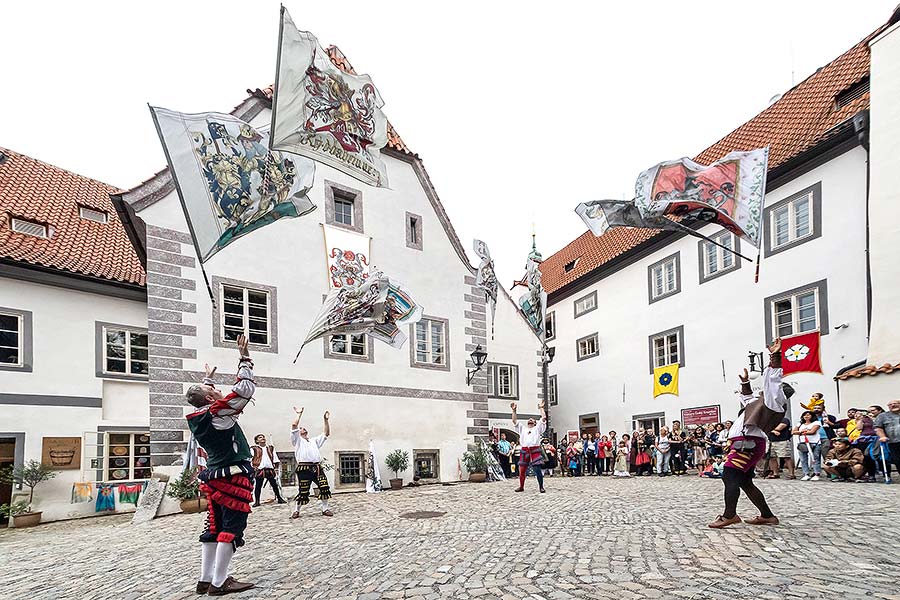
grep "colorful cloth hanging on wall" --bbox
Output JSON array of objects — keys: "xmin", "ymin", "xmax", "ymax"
[
  {"xmin": 95, "ymin": 485, "xmax": 116, "ymax": 512},
  {"xmin": 118, "ymin": 484, "xmax": 142, "ymax": 505},
  {"xmin": 71, "ymin": 482, "xmax": 93, "ymax": 504}
]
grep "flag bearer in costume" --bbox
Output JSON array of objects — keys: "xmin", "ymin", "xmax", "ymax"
[
  {"xmin": 251, "ymin": 434, "xmax": 286, "ymax": 506},
  {"xmin": 290, "ymin": 406, "xmax": 333, "ymax": 518},
  {"xmin": 185, "ymin": 334, "xmax": 256, "ymax": 596},
  {"xmin": 511, "ymin": 401, "xmax": 547, "ymax": 493},
  {"xmin": 709, "ymin": 338, "xmax": 792, "ymax": 529}
]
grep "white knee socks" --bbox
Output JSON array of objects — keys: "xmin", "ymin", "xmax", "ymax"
[
  {"xmin": 211, "ymin": 542, "xmax": 235, "ymax": 588},
  {"xmin": 199, "ymin": 542, "xmax": 216, "ymax": 583},
  {"xmin": 320, "ymin": 498, "xmax": 329, "ymax": 512}
]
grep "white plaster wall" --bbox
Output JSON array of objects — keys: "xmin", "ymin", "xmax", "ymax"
[
  {"xmin": 486, "ymin": 290, "xmax": 543, "ymax": 417},
  {"xmin": 548, "ymin": 148, "xmax": 870, "ymax": 434},
  {"xmin": 867, "ymin": 22, "xmax": 900, "ymax": 367}
]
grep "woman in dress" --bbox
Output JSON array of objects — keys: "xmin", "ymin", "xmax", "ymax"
[
  {"xmin": 613, "ymin": 441, "xmax": 631, "ymax": 477},
  {"xmin": 692, "ymin": 426, "xmax": 709, "ymax": 468}
]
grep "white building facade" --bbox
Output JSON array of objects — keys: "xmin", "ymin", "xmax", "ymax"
[{"xmin": 540, "ymin": 25, "xmax": 890, "ymax": 437}]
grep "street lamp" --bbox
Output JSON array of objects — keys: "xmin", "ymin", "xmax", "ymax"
[{"xmin": 466, "ymin": 345, "xmax": 488, "ymax": 385}]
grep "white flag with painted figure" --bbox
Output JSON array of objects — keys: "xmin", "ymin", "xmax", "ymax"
[
  {"xmin": 322, "ymin": 224, "xmax": 371, "ymax": 288},
  {"xmin": 366, "ymin": 440, "xmax": 382, "ymax": 493},
  {"xmin": 149, "ymin": 106, "xmax": 316, "ymax": 262},
  {"xmin": 270, "ymin": 7, "xmax": 389, "ymax": 187}
]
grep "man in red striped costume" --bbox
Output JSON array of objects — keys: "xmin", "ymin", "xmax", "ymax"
[{"xmin": 185, "ymin": 334, "xmax": 256, "ymax": 596}]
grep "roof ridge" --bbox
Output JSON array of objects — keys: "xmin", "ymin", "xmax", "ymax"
[{"xmin": 0, "ymin": 146, "xmax": 121, "ymax": 194}]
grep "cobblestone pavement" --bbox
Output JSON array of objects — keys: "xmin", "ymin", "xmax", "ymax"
[{"xmin": 2, "ymin": 476, "xmax": 900, "ymax": 599}]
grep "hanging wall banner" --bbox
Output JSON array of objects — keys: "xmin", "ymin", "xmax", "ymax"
[
  {"xmin": 322, "ymin": 224, "xmax": 372, "ymax": 288},
  {"xmin": 150, "ymin": 106, "xmax": 317, "ymax": 262},
  {"xmin": 270, "ymin": 7, "xmax": 389, "ymax": 187}
]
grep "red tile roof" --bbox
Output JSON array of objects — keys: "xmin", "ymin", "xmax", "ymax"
[
  {"xmin": 540, "ymin": 23, "xmax": 887, "ymax": 295},
  {"xmin": 834, "ymin": 361, "xmax": 900, "ymax": 381},
  {"xmin": 0, "ymin": 147, "xmax": 146, "ymax": 286},
  {"xmin": 247, "ymin": 45, "xmax": 413, "ymax": 156}
]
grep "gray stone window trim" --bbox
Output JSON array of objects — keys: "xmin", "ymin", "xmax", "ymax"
[
  {"xmin": 324, "ymin": 333, "xmax": 374, "ymax": 364},
  {"xmin": 548, "ymin": 374, "xmax": 558, "ymax": 406},
  {"xmin": 647, "ymin": 252, "xmax": 681, "ymax": 304},
  {"xmin": 576, "ymin": 332, "xmax": 600, "ymax": 362},
  {"xmin": 545, "ymin": 311, "xmax": 556, "ymax": 342},
  {"xmin": 0, "ymin": 306, "xmax": 32, "ymax": 372},
  {"xmin": 764, "ymin": 182, "xmax": 822, "ymax": 258},
  {"xmin": 413, "ymin": 449, "xmax": 441, "ymax": 481},
  {"xmin": 648, "ymin": 325, "xmax": 685, "ymax": 374},
  {"xmin": 405, "ymin": 211, "xmax": 423, "ymax": 250},
  {"xmin": 409, "ymin": 315, "xmax": 451, "ymax": 371},
  {"xmin": 212, "ymin": 275, "xmax": 279, "ymax": 354},
  {"xmin": 95, "ymin": 321, "xmax": 149, "ymax": 381},
  {"xmin": 697, "ymin": 232, "xmax": 742, "ymax": 284},
  {"xmin": 573, "ymin": 290, "xmax": 598, "ymax": 318},
  {"xmin": 763, "ymin": 279, "xmax": 829, "ymax": 343},
  {"xmin": 333, "ymin": 450, "xmax": 367, "ymax": 489},
  {"xmin": 487, "ymin": 362, "xmax": 519, "ymax": 399},
  {"xmin": 325, "ymin": 180, "xmax": 364, "ymax": 234}
]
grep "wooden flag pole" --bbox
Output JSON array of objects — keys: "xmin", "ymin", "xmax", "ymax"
[{"xmin": 754, "ymin": 250, "xmax": 762, "ymax": 284}]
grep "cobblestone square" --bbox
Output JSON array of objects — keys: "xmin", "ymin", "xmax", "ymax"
[{"xmin": 2, "ymin": 476, "xmax": 899, "ymax": 599}]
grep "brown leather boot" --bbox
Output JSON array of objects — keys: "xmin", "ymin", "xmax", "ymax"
[
  {"xmin": 207, "ymin": 576, "xmax": 255, "ymax": 596},
  {"xmin": 744, "ymin": 515, "xmax": 779, "ymax": 525},
  {"xmin": 707, "ymin": 514, "xmax": 742, "ymax": 529}
]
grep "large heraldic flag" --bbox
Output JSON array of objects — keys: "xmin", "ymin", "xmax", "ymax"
[
  {"xmin": 781, "ymin": 331, "xmax": 822, "ymax": 375},
  {"xmin": 270, "ymin": 7, "xmax": 389, "ymax": 187},
  {"xmin": 323, "ymin": 224, "xmax": 371, "ymax": 289},
  {"xmin": 634, "ymin": 148, "xmax": 769, "ymax": 247},
  {"xmin": 150, "ymin": 106, "xmax": 317, "ymax": 262}
]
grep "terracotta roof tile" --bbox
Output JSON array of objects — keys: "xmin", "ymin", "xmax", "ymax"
[
  {"xmin": 541, "ymin": 23, "xmax": 887, "ymax": 295},
  {"xmin": 0, "ymin": 147, "xmax": 145, "ymax": 286},
  {"xmin": 247, "ymin": 45, "xmax": 413, "ymax": 156},
  {"xmin": 834, "ymin": 361, "xmax": 900, "ymax": 381}
]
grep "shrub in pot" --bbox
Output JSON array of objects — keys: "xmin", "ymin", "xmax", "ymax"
[
  {"xmin": 167, "ymin": 467, "xmax": 206, "ymax": 513},
  {"xmin": 462, "ymin": 446, "xmax": 489, "ymax": 482},
  {"xmin": 384, "ymin": 449, "xmax": 409, "ymax": 490},
  {"xmin": 0, "ymin": 460, "xmax": 57, "ymax": 528}
]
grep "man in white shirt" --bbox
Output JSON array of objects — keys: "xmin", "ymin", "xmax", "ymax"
[
  {"xmin": 709, "ymin": 338, "xmax": 790, "ymax": 529},
  {"xmin": 289, "ymin": 407, "xmax": 333, "ymax": 518},
  {"xmin": 251, "ymin": 434, "xmax": 286, "ymax": 506},
  {"xmin": 512, "ymin": 401, "xmax": 547, "ymax": 493}
]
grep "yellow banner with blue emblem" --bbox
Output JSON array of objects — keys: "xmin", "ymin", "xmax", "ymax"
[{"xmin": 653, "ymin": 364, "xmax": 679, "ymax": 397}]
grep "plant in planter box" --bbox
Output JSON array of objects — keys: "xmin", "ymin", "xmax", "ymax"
[
  {"xmin": 384, "ymin": 449, "xmax": 409, "ymax": 490},
  {"xmin": 0, "ymin": 460, "xmax": 56, "ymax": 526},
  {"xmin": 167, "ymin": 467, "xmax": 205, "ymax": 513},
  {"xmin": 462, "ymin": 445, "xmax": 490, "ymax": 482}
]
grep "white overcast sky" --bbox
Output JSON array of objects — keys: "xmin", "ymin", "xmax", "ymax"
[{"xmin": 1, "ymin": 1, "xmax": 894, "ymax": 286}]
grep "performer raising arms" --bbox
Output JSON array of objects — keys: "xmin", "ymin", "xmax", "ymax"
[
  {"xmin": 512, "ymin": 401, "xmax": 547, "ymax": 493},
  {"xmin": 184, "ymin": 334, "xmax": 256, "ymax": 596},
  {"xmin": 709, "ymin": 338, "xmax": 791, "ymax": 529},
  {"xmin": 290, "ymin": 407, "xmax": 333, "ymax": 518}
]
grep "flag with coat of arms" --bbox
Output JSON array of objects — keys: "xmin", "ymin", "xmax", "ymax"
[
  {"xmin": 781, "ymin": 331, "xmax": 822, "ymax": 375},
  {"xmin": 653, "ymin": 364, "xmax": 679, "ymax": 397}
]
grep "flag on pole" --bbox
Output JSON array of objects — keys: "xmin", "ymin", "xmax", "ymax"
[
  {"xmin": 323, "ymin": 224, "xmax": 371, "ymax": 288},
  {"xmin": 365, "ymin": 440, "xmax": 382, "ymax": 493},
  {"xmin": 781, "ymin": 331, "xmax": 822, "ymax": 375},
  {"xmin": 633, "ymin": 148, "xmax": 769, "ymax": 247},
  {"xmin": 270, "ymin": 7, "xmax": 389, "ymax": 187},
  {"xmin": 653, "ymin": 364, "xmax": 679, "ymax": 397},
  {"xmin": 515, "ymin": 257, "xmax": 547, "ymax": 337},
  {"xmin": 473, "ymin": 239, "xmax": 498, "ymax": 331},
  {"xmin": 149, "ymin": 106, "xmax": 316, "ymax": 262},
  {"xmin": 576, "ymin": 199, "xmax": 683, "ymax": 236}
]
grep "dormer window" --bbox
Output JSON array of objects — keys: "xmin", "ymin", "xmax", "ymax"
[
  {"xmin": 564, "ymin": 257, "xmax": 579, "ymax": 273},
  {"xmin": 10, "ymin": 217, "xmax": 49, "ymax": 239},
  {"xmin": 834, "ymin": 76, "xmax": 869, "ymax": 111},
  {"xmin": 79, "ymin": 206, "xmax": 108, "ymax": 223}
]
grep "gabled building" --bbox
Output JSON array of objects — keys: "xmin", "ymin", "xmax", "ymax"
[
  {"xmin": 539, "ymin": 20, "xmax": 891, "ymax": 436},
  {"xmin": 0, "ymin": 147, "xmax": 148, "ymax": 523}
]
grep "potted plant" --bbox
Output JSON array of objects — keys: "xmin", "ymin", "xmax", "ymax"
[
  {"xmin": 167, "ymin": 467, "xmax": 206, "ymax": 513},
  {"xmin": 384, "ymin": 449, "xmax": 409, "ymax": 490},
  {"xmin": 462, "ymin": 446, "xmax": 489, "ymax": 482},
  {"xmin": 0, "ymin": 460, "xmax": 57, "ymax": 528}
]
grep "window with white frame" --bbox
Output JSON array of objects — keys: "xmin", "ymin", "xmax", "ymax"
[
  {"xmin": 0, "ymin": 311, "xmax": 22, "ymax": 366},
  {"xmin": 771, "ymin": 193, "xmax": 812, "ymax": 250},
  {"xmin": 576, "ymin": 333, "xmax": 599, "ymax": 361},
  {"xmin": 574, "ymin": 291, "xmax": 597, "ymax": 318},
  {"xmin": 330, "ymin": 333, "xmax": 367, "ymax": 358},
  {"xmin": 771, "ymin": 289, "xmax": 819, "ymax": 338},
  {"xmin": 334, "ymin": 195, "xmax": 354, "ymax": 226},
  {"xmin": 221, "ymin": 285, "xmax": 270, "ymax": 345},
  {"xmin": 488, "ymin": 363, "xmax": 519, "ymax": 398},
  {"xmin": 545, "ymin": 312, "xmax": 556, "ymax": 340},
  {"xmin": 702, "ymin": 231, "xmax": 737, "ymax": 279},
  {"xmin": 414, "ymin": 318, "xmax": 447, "ymax": 366},
  {"xmin": 10, "ymin": 217, "xmax": 49, "ymax": 238},
  {"xmin": 79, "ymin": 206, "xmax": 108, "ymax": 223},
  {"xmin": 651, "ymin": 329, "xmax": 681, "ymax": 369},
  {"xmin": 548, "ymin": 374, "xmax": 558, "ymax": 406},
  {"xmin": 337, "ymin": 452, "xmax": 365, "ymax": 486},
  {"xmin": 83, "ymin": 432, "xmax": 152, "ymax": 482},
  {"xmin": 103, "ymin": 326, "xmax": 148, "ymax": 376},
  {"xmin": 649, "ymin": 253, "xmax": 680, "ymax": 301}
]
